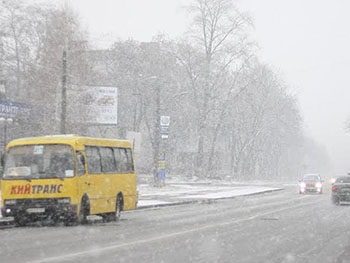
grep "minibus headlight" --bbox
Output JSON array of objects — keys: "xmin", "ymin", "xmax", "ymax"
[
  {"xmin": 57, "ymin": 198, "xmax": 71, "ymax": 204},
  {"xmin": 5, "ymin": 199, "xmax": 16, "ymax": 205}
]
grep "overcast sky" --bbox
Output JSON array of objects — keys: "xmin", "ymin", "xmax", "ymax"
[
  {"xmin": 238, "ymin": 0, "xmax": 350, "ymax": 175},
  {"xmin": 54, "ymin": 0, "xmax": 350, "ymax": 174}
]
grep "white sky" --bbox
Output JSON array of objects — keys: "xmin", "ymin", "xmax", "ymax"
[
  {"xmin": 52, "ymin": 0, "xmax": 350, "ymax": 174},
  {"xmin": 238, "ymin": 0, "xmax": 350, "ymax": 175}
]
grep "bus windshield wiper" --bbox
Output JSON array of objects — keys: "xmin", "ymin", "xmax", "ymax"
[
  {"xmin": 4, "ymin": 176, "xmax": 32, "ymax": 182},
  {"xmin": 48, "ymin": 173, "xmax": 64, "ymax": 181},
  {"xmin": 42, "ymin": 170, "xmax": 64, "ymax": 181}
]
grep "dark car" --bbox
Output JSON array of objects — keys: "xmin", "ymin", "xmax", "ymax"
[
  {"xmin": 299, "ymin": 174, "xmax": 323, "ymax": 194},
  {"xmin": 331, "ymin": 176, "xmax": 350, "ymax": 205}
]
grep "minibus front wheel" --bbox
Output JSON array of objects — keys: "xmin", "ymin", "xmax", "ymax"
[
  {"xmin": 14, "ymin": 214, "xmax": 28, "ymax": 227},
  {"xmin": 115, "ymin": 194, "xmax": 123, "ymax": 220}
]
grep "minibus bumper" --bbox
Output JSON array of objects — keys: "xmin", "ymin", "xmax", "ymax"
[{"xmin": 1, "ymin": 199, "xmax": 78, "ymax": 220}]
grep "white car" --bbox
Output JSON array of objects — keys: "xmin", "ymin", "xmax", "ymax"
[{"xmin": 299, "ymin": 174, "xmax": 323, "ymax": 194}]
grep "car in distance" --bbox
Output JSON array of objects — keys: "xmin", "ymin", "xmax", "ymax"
[
  {"xmin": 331, "ymin": 176, "xmax": 350, "ymax": 205},
  {"xmin": 299, "ymin": 173, "xmax": 323, "ymax": 194}
]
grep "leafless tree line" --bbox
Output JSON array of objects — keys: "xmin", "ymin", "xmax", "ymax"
[{"xmin": 0, "ymin": 0, "xmax": 331, "ymax": 180}]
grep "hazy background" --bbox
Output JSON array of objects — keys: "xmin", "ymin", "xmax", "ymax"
[{"xmin": 51, "ymin": 0, "xmax": 350, "ymax": 175}]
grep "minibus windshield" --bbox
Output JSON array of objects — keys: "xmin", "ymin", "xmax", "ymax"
[{"xmin": 3, "ymin": 144, "xmax": 74, "ymax": 179}]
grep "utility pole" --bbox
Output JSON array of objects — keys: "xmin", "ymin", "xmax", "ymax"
[
  {"xmin": 60, "ymin": 50, "xmax": 67, "ymax": 134},
  {"xmin": 154, "ymin": 82, "xmax": 161, "ymax": 185}
]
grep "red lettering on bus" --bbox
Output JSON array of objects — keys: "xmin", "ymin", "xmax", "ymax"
[
  {"xmin": 24, "ymin": 184, "xmax": 31, "ymax": 194},
  {"xmin": 17, "ymin": 185, "xmax": 24, "ymax": 194},
  {"xmin": 10, "ymin": 186, "xmax": 17, "ymax": 194}
]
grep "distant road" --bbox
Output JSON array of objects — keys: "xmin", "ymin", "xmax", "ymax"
[{"xmin": 1, "ymin": 185, "xmax": 349, "ymax": 263}]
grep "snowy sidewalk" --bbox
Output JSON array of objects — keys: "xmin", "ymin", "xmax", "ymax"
[{"xmin": 137, "ymin": 182, "xmax": 283, "ymax": 208}]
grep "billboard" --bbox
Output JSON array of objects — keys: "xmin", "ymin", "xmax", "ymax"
[{"xmin": 69, "ymin": 86, "xmax": 118, "ymax": 125}]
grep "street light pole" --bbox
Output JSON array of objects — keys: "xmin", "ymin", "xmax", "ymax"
[
  {"xmin": 132, "ymin": 92, "xmax": 142, "ymax": 132},
  {"xmin": 60, "ymin": 50, "xmax": 67, "ymax": 134}
]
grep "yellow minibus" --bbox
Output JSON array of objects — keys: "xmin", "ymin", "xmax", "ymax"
[{"xmin": 0, "ymin": 135, "xmax": 137, "ymax": 226}]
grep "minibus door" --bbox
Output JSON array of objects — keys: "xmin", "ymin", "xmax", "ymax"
[{"xmin": 76, "ymin": 151, "xmax": 89, "ymax": 200}]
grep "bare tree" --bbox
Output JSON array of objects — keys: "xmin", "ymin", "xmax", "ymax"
[
  {"xmin": 0, "ymin": 1, "xmax": 89, "ymax": 136},
  {"xmin": 183, "ymin": 0, "xmax": 254, "ymax": 176},
  {"xmin": 0, "ymin": 0, "xmax": 49, "ymax": 99}
]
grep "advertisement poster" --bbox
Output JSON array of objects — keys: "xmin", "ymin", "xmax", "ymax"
[{"xmin": 70, "ymin": 86, "xmax": 118, "ymax": 125}]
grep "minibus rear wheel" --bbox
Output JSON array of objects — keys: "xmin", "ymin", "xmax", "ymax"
[{"xmin": 106, "ymin": 194, "xmax": 123, "ymax": 222}]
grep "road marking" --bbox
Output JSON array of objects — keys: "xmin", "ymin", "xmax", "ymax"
[{"xmin": 29, "ymin": 198, "xmax": 322, "ymax": 263}]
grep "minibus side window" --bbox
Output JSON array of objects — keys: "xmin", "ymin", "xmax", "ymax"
[
  {"xmin": 125, "ymin": 148, "xmax": 134, "ymax": 172},
  {"xmin": 86, "ymin": 146, "xmax": 101, "ymax": 174},
  {"xmin": 100, "ymin": 147, "xmax": 116, "ymax": 173},
  {"xmin": 114, "ymin": 148, "xmax": 134, "ymax": 173}
]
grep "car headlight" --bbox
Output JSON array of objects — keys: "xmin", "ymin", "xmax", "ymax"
[
  {"xmin": 300, "ymin": 182, "xmax": 306, "ymax": 188},
  {"xmin": 5, "ymin": 199, "xmax": 17, "ymax": 205},
  {"xmin": 316, "ymin": 182, "xmax": 322, "ymax": 188},
  {"xmin": 57, "ymin": 198, "xmax": 70, "ymax": 204}
]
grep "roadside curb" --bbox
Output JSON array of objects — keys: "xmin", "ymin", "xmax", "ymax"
[
  {"xmin": 136, "ymin": 187, "xmax": 284, "ymax": 209},
  {"xmin": 0, "ymin": 218, "xmax": 14, "ymax": 228}
]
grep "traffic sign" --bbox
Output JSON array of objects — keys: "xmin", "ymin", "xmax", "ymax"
[{"xmin": 160, "ymin": 116, "xmax": 170, "ymax": 126}]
